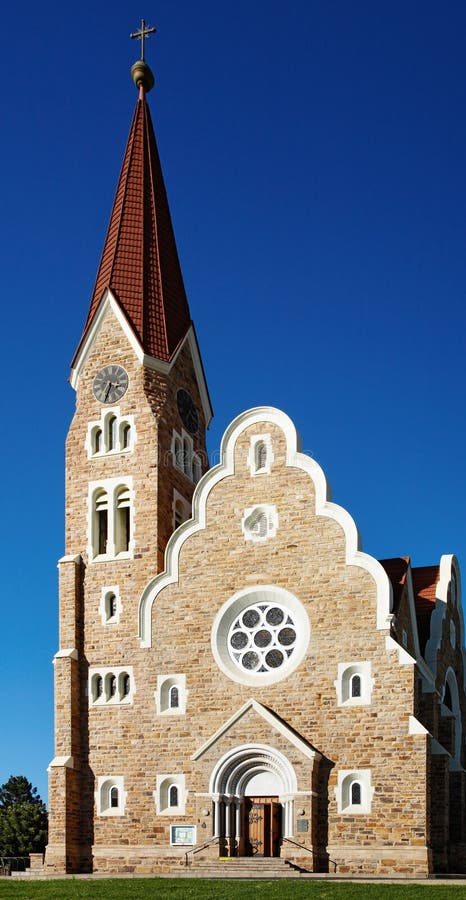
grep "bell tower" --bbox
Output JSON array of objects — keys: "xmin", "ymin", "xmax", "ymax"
[{"xmin": 45, "ymin": 25, "xmax": 212, "ymax": 873}]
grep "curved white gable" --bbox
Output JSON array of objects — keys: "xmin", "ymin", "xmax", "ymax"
[
  {"xmin": 424, "ymin": 555, "xmax": 466, "ymax": 688},
  {"xmin": 138, "ymin": 406, "xmax": 393, "ymax": 647}
]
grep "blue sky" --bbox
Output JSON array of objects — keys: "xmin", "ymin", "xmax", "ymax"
[{"xmin": 1, "ymin": 2, "xmax": 466, "ymax": 805}]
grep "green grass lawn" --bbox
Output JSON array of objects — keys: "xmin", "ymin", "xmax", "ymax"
[{"xmin": 0, "ymin": 881, "xmax": 464, "ymax": 900}]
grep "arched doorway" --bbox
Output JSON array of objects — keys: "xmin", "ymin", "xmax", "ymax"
[{"xmin": 209, "ymin": 744, "xmax": 297, "ymax": 857}]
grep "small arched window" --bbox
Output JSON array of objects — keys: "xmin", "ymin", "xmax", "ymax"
[
  {"xmin": 95, "ymin": 490, "xmax": 109, "ymax": 556},
  {"xmin": 444, "ymin": 682, "xmax": 453, "ymax": 711},
  {"xmin": 115, "ymin": 487, "xmax": 131, "ymax": 554},
  {"xmin": 174, "ymin": 436, "xmax": 183, "ymax": 470},
  {"xmin": 183, "ymin": 437, "xmax": 191, "ymax": 477},
  {"xmin": 110, "ymin": 786, "xmax": 119, "ymax": 809},
  {"xmin": 93, "ymin": 675, "xmax": 103, "ymax": 701},
  {"xmin": 106, "ymin": 592, "xmax": 117, "ymax": 620},
  {"xmin": 108, "ymin": 675, "xmax": 117, "ymax": 699},
  {"xmin": 94, "ymin": 428, "xmax": 102, "ymax": 454},
  {"xmin": 351, "ymin": 782, "xmax": 361, "ymax": 805},
  {"xmin": 350, "ymin": 674, "xmax": 361, "ymax": 698},
  {"xmin": 107, "ymin": 416, "xmax": 117, "ymax": 451},
  {"xmin": 121, "ymin": 423, "xmax": 131, "ymax": 450},
  {"xmin": 169, "ymin": 785, "xmax": 178, "ymax": 807},
  {"xmin": 121, "ymin": 673, "xmax": 131, "ymax": 698},
  {"xmin": 169, "ymin": 686, "xmax": 179, "ymax": 709},
  {"xmin": 255, "ymin": 441, "xmax": 267, "ymax": 472}
]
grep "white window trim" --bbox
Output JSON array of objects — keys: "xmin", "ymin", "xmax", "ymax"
[
  {"xmin": 248, "ymin": 433, "xmax": 274, "ymax": 476},
  {"xmin": 99, "ymin": 585, "xmax": 122, "ymax": 625},
  {"xmin": 212, "ymin": 585, "xmax": 310, "ymax": 687},
  {"xmin": 89, "ymin": 666, "xmax": 135, "ymax": 706},
  {"xmin": 88, "ymin": 476, "xmax": 134, "ymax": 562},
  {"xmin": 172, "ymin": 491, "xmax": 191, "ymax": 531},
  {"xmin": 242, "ymin": 504, "xmax": 278, "ymax": 543},
  {"xmin": 334, "ymin": 662, "xmax": 374, "ymax": 707},
  {"xmin": 96, "ymin": 776, "xmax": 127, "ymax": 816},
  {"xmin": 154, "ymin": 774, "xmax": 186, "ymax": 815},
  {"xmin": 335, "ymin": 769, "xmax": 374, "ymax": 814},
  {"xmin": 156, "ymin": 674, "xmax": 187, "ymax": 716},
  {"xmin": 85, "ymin": 406, "xmax": 136, "ymax": 459}
]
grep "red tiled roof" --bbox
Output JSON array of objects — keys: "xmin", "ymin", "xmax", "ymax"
[
  {"xmin": 411, "ymin": 565, "xmax": 440, "ymax": 654},
  {"xmin": 74, "ymin": 90, "xmax": 191, "ymax": 363},
  {"xmin": 379, "ymin": 556, "xmax": 410, "ymax": 615}
]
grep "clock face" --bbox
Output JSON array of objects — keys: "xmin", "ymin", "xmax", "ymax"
[
  {"xmin": 177, "ymin": 388, "xmax": 199, "ymax": 434},
  {"xmin": 93, "ymin": 365, "xmax": 129, "ymax": 404}
]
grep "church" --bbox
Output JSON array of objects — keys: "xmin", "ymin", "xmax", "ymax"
[{"xmin": 44, "ymin": 32, "xmax": 466, "ymax": 877}]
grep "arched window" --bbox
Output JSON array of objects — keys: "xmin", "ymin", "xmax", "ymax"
[
  {"xmin": 107, "ymin": 674, "xmax": 117, "ymax": 699},
  {"xmin": 93, "ymin": 428, "xmax": 102, "ymax": 454},
  {"xmin": 115, "ymin": 487, "xmax": 131, "ymax": 554},
  {"xmin": 94, "ymin": 490, "xmax": 108, "ymax": 556},
  {"xmin": 93, "ymin": 675, "xmax": 103, "ymax": 701},
  {"xmin": 444, "ymin": 682, "xmax": 453, "ymax": 712},
  {"xmin": 110, "ymin": 786, "xmax": 119, "ymax": 809},
  {"xmin": 351, "ymin": 782, "xmax": 361, "ymax": 805},
  {"xmin": 169, "ymin": 785, "xmax": 178, "ymax": 807},
  {"xmin": 183, "ymin": 437, "xmax": 192, "ymax": 477},
  {"xmin": 107, "ymin": 415, "xmax": 117, "ymax": 451},
  {"xmin": 169, "ymin": 686, "xmax": 179, "ymax": 709},
  {"xmin": 106, "ymin": 592, "xmax": 117, "ymax": 620},
  {"xmin": 350, "ymin": 674, "xmax": 361, "ymax": 698},
  {"xmin": 121, "ymin": 673, "xmax": 131, "ymax": 698},
  {"xmin": 255, "ymin": 441, "xmax": 267, "ymax": 472},
  {"xmin": 121, "ymin": 423, "xmax": 131, "ymax": 449},
  {"xmin": 174, "ymin": 436, "xmax": 183, "ymax": 470}
]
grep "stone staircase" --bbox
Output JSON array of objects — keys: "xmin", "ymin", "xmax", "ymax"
[{"xmin": 185, "ymin": 856, "xmax": 311, "ymax": 878}]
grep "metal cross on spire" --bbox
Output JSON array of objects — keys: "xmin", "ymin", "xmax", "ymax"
[{"xmin": 130, "ymin": 19, "xmax": 157, "ymax": 62}]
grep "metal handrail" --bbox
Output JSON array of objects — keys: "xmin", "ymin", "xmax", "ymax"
[
  {"xmin": 184, "ymin": 835, "xmax": 219, "ymax": 867},
  {"xmin": 282, "ymin": 837, "xmax": 337, "ymax": 873}
]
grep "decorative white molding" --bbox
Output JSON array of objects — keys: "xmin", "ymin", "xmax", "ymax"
[
  {"xmin": 424, "ymin": 555, "xmax": 466, "ymax": 692},
  {"xmin": 58, "ymin": 554, "xmax": 82, "ymax": 564},
  {"xmin": 211, "ymin": 585, "xmax": 309, "ymax": 687},
  {"xmin": 242, "ymin": 505, "xmax": 278, "ymax": 542},
  {"xmin": 47, "ymin": 756, "xmax": 74, "ymax": 770},
  {"xmin": 408, "ymin": 716, "xmax": 430, "ymax": 735},
  {"xmin": 385, "ymin": 635, "xmax": 416, "ymax": 666},
  {"xmin": 192, "ymin": 698, "xmax": 319, "ymax": 762},
  {"xmin": 53, "ymin": 648, "xmax": 78, "ymax": 661},
  {"xmin": 138, "ymin": 407, "xmax": 393, "ymax": 646},
  {"xmin": 71, "ymin": 291, "xmax": 212, "ymax": 426}
]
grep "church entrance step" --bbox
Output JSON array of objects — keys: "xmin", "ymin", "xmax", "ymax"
[{"xmin": 187, "ymin": 857, "xmax": 310, "ymax": 878}]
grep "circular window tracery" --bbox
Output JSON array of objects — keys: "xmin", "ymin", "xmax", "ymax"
[
  {"xmin": 228, "ymin": 602, "xmax": 297, "ymax": 673},
  {"xmin": 211, "ymin": 586, "xmax": 310, "ymax": 686}
]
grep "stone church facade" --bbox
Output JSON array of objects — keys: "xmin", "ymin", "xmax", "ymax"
[{"xmin": 44, "ymin": 48, "xmax": 466, "ymax": 876}]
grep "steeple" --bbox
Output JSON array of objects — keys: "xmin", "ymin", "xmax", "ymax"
[{"xmin": 74, "ymin": 27, "xmax": 192, "ymax": 364}]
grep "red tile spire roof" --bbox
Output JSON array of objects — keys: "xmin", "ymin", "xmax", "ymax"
[{"xmin": 75, "ymin": 68, "xmax": 192, "ymax": 363}]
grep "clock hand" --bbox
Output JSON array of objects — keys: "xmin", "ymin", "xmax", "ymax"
[{"xmin": 104, "ymin": 382, "xmax": 112, "ymax": 401}]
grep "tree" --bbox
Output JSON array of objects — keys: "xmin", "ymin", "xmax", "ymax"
[{"xmin": 0, "ymin": 776, "xmax": 48, "ymax": 857}]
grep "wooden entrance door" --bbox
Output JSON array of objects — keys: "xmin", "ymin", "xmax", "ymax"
[{"xmin": 244, "ymin": 796, "xmax": 281, "ymax": 857}]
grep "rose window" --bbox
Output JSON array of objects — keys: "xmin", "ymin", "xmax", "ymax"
[{"xmin": 228, "ymin": 602, "xmax": 297, "ymax": 674}]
